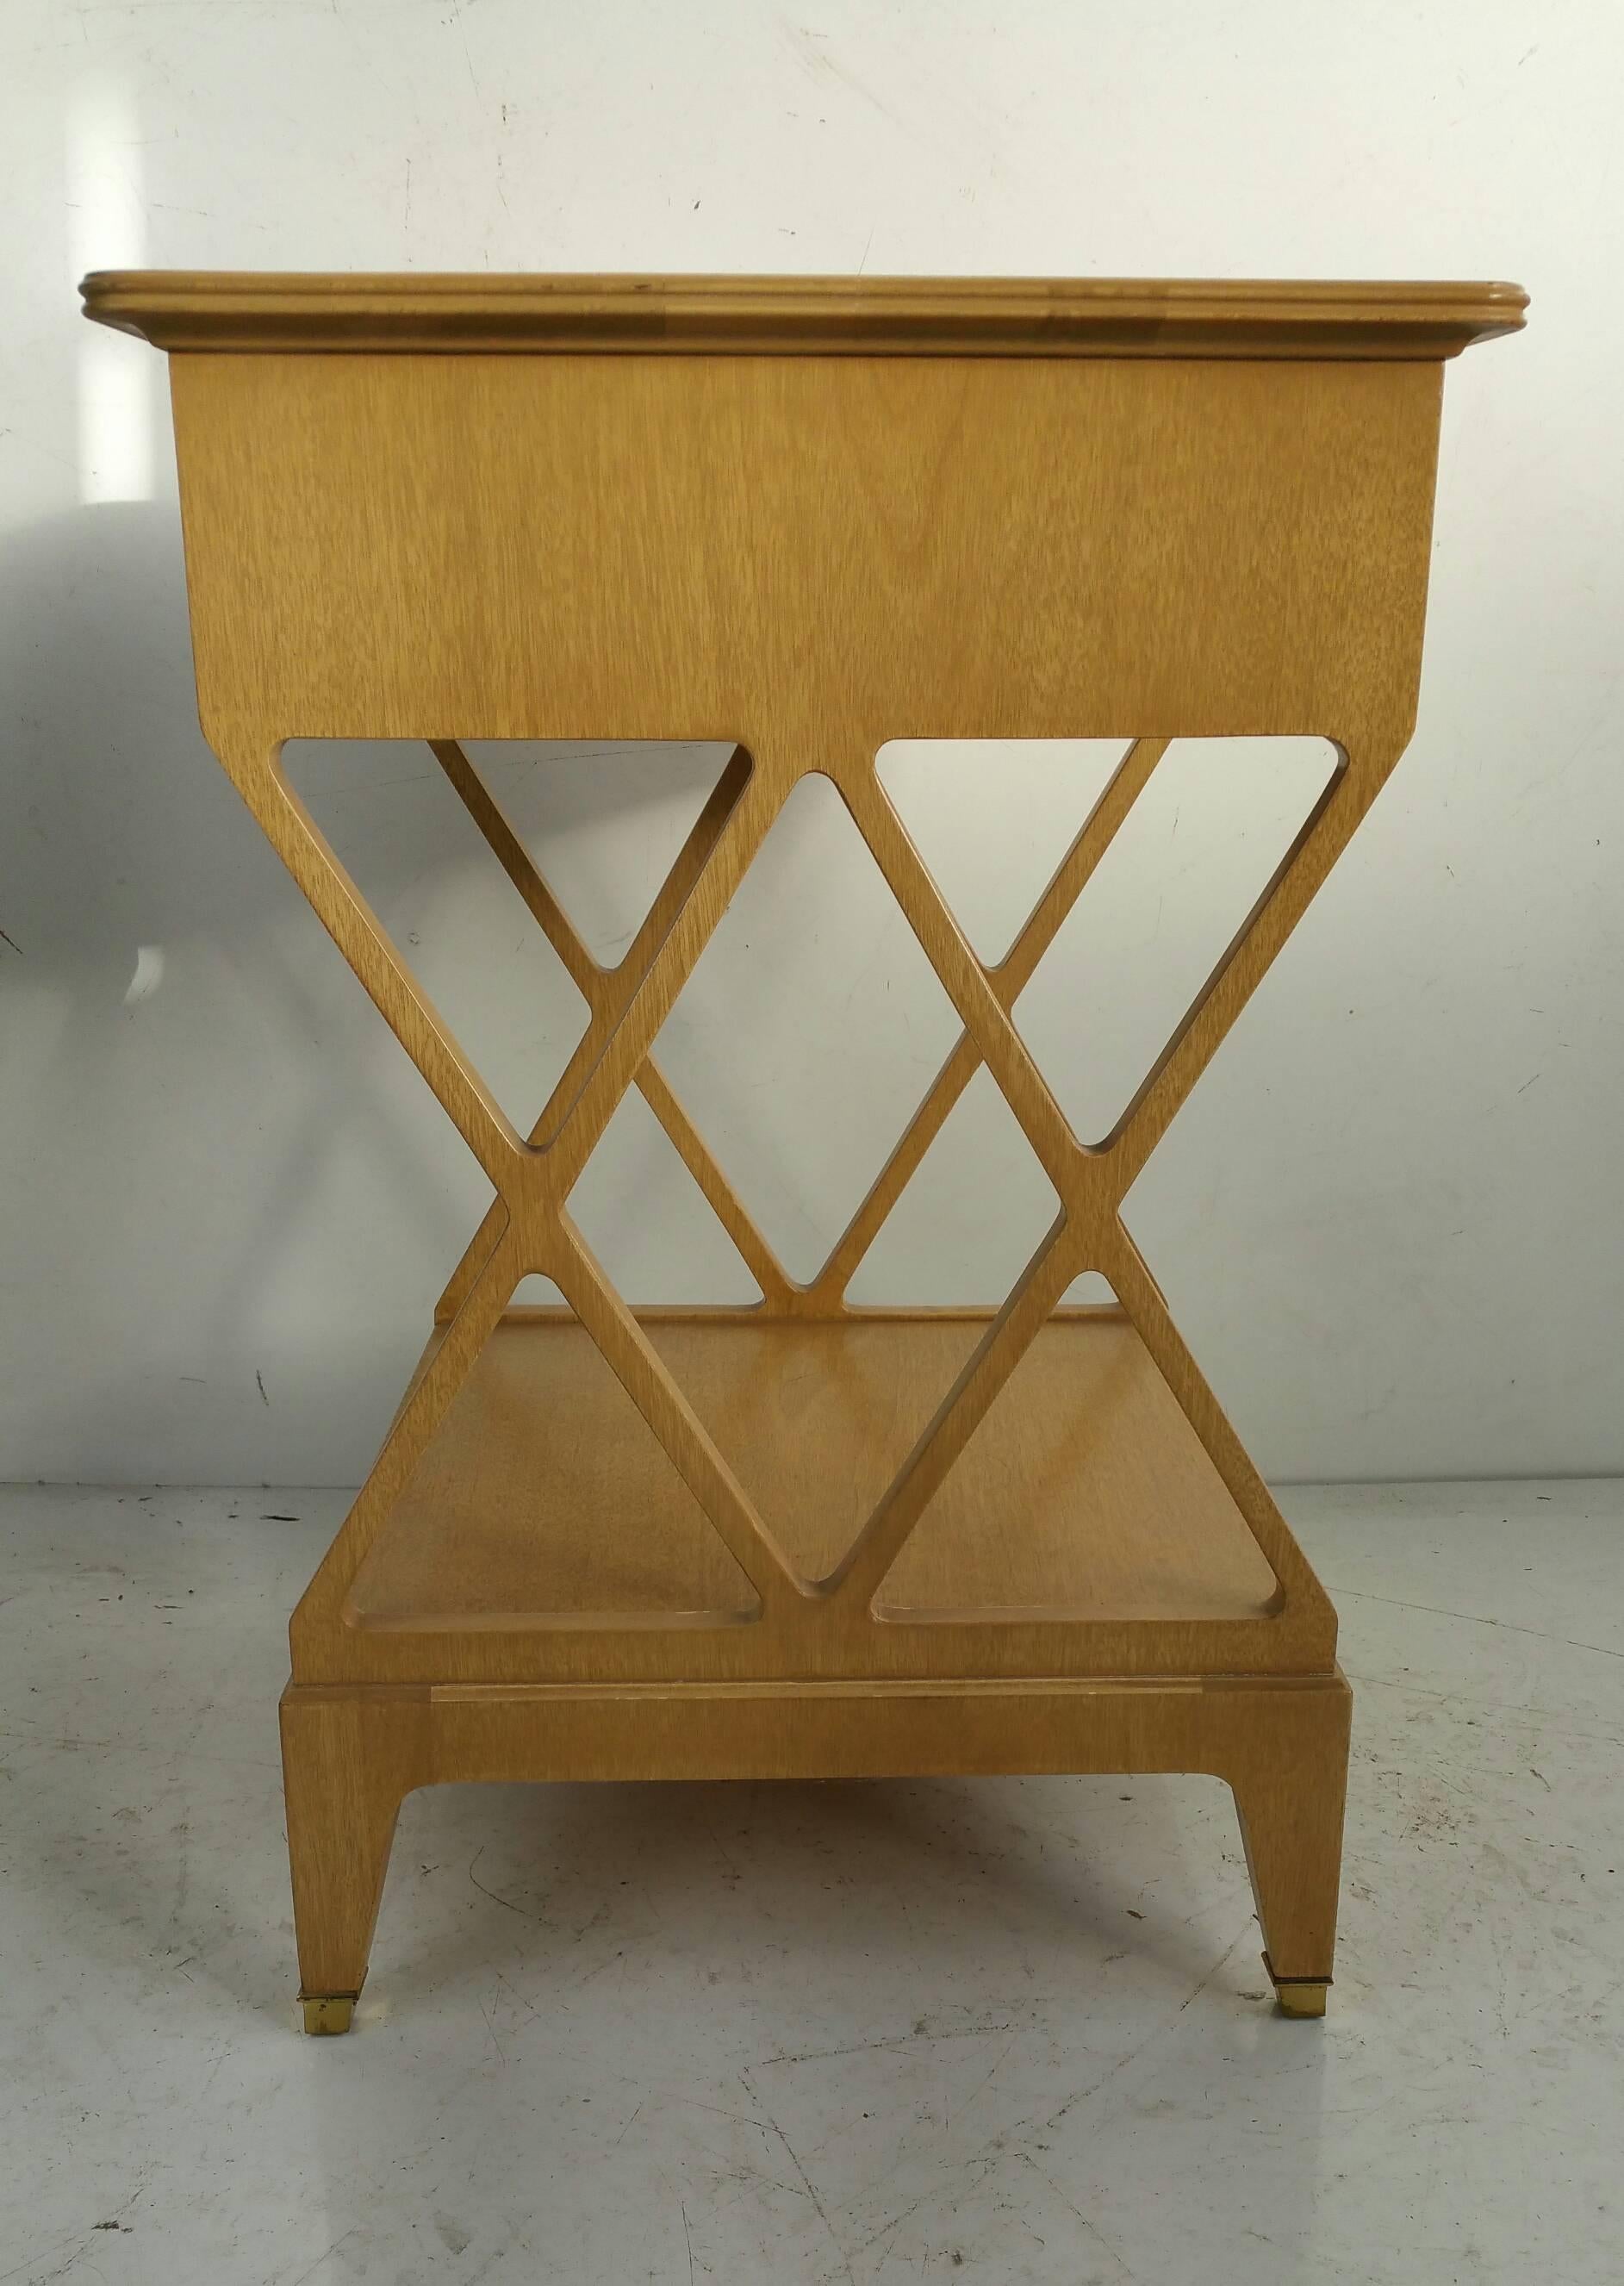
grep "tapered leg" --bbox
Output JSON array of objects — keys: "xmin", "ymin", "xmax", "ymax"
[
  {"xmin": 1229, "ymin": 1675, "xmax": 1353, "ymax": 2016},
  {"xmin": 279, "ymin": 1685, "xmax": 426, "ymax": 2033}
]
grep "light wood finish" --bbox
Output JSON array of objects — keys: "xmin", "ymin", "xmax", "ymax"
[
  {"xmin": 168, "ymin": 352, "xmax": 1446, "ymax": 751},
  {"xmin": 430, "ymin": 738, "xmax": 799, "ymax": 1317},
  {"xmin": 275, "ymin": 1670, "xmax": 1352, "ymax": 2018},
  {"xmin": 83, "ymin": 270, "xmax": 1521, "ymax": 2028},
  {"xmin": 346, "ymin": 1313, "xmax": 1280, "ymax": 1632},
  {"xmin": 80, "ymin": 269, "xmax": 1526, "ymax": 358}
]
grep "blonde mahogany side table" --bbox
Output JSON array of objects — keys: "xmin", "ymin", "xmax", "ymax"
[{"xmin": 83, "ymin": 271, "xmax": 1524, "ymax": 2032}]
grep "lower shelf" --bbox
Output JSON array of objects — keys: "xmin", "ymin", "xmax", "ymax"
[{"xmin": 346, "ymin": 1310, "xmax": 1279, "ymax": 1632}]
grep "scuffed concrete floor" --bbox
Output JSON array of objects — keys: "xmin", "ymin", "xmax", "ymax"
[{"xmin": 0, "ymin": 1480, "xmax": 1620, "ymax": 2284}]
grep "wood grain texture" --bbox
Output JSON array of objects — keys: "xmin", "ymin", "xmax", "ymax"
[
  {"xmin": 97, "ymin": 271, "xmax": 1518, "ymax": 2019},
  {"xmin": 169, "ymin": 352, "xmax": 1444, "ymax": 757},
  {"xmin": 345, "ymin": 1313, "xmax": 1279, "ymax": 1631},
  {"xmin": 277, "ymin": 1668, "xmax": 1353, "ymax": 2010},
  {"xmin": 81, "ymin": 269, "xmax": 1527, "ymax": 358},
  {"xmin": 428, "ymin": 739, "xmax": 795, "ymax": 1317}
]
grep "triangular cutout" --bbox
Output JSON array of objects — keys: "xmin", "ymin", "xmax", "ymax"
[
  {"xmin": 280, "ymin": 738, "xmax": 590, "ymax": 1137},
  {"xmin": 650, "ymin": 772, "xmax": 965, "ymax": 1283},
  {"xmin": 567, "ymin": 1086, "xmax": 764, "ymax": 1305},
  {"xmin": 874, "ymin": 1278, "xmax": 1281, "ymax": 1623},
  {"xmin": 1013, "ymin": 738, "xmax": 1339, "ymax": 1145},
  {"xmin": 644, "ymin": 1313, "xmax": 987, "ymax": 1585},
  {"xmin": 845, "ymin": 1068, "xmax": 1060, "ymax": 1307},
  {"xmin": 459, "ymin": 738, "xmax": 739, "ymax": 966},
  {"xmin": 278, "ymin": 737, "xmax": 743, "ymax": 1145},
  {"xmin": 513, "ymin": 1273, "xmax": 569, "ymax": 1306},
  {"xmin": 346, "ymin": 1302, "xmax": 761, "ymax": 1627},
  {"xmin": 877, "ymin": 739, "xmax": 1131, "ymax": 962}
]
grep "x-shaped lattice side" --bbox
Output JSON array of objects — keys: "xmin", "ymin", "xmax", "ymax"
[
  {"xmin": 239, "ymin": 726, "xmax": 1372, "ymax": 1629},
  {"xmin": 432, "ymin": 734, "xmax": 1167, "ymax": 1323}
]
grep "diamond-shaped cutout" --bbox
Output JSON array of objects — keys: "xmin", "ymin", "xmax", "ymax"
[
  {"xmin": 879, "ymin": 734, "xmax": 1339, "ymax": 1157},
  {"xmin": 874, "ymin": 1275, "xmax": 1281, "ymax": 1623},
  {"xmin": 878, "ymin": 738, "xmax": 1133, "ymax": 963},
  {"xmin": 650, "ymin": 772, "xmax": 966, "ymax": 1284},
  {"xmin": 1010, "ymin": 737, "xmax": 1340, "ymax": 1145},
  {"xmin": 845, "ymin": 1067, "xmax": 1060, "ymax": 1307},
  {"xmin": 567, "ymin": 1087, "xmax": 764, "ymax": 1306}
]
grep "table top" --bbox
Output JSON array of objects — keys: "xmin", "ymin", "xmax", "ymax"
[{"xmin": 79, "ymin": 271, "xmax": 1527, "ymax": 358}]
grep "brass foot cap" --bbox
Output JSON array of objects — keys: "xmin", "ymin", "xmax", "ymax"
[
  {"xmin": 1262, "ymin": 1954, "xmax": 1329, "ymax": 2018},
  {"xmin": 300, "ymin": 1990, "xmax": 359, "ymax": 2036}
]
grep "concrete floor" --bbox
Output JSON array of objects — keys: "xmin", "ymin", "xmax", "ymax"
[{"xmin": 1, "ymin": 1480, "xmax": 1620, "ymax": 2285}]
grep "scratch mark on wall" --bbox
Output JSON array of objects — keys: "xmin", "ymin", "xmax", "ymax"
[
  {"xmin": 448, "ymin": 0, "xmax": 482, "ymax": 102},
  {"xmin": 781, "ymin": 20, "xmax": 904, "ymax": 132}
]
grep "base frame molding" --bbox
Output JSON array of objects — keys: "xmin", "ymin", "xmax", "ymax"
[{"xmin": 280, "ymin": 1667, "xmax": 1352, "ymax": 2031}]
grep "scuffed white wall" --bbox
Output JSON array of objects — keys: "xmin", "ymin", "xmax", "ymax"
[{"xmin": 1, "ymin": 0, "xmax": 1619, "ymax": 1485}]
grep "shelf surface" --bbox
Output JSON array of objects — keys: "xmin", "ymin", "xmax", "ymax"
[
  {"xmin": 79, "ymin": 271, "xmax": 1527, "ymax": 359},
  {"xmin": 347, "ymin": 1313, "xmax": 1279, "ymax": 1633}
]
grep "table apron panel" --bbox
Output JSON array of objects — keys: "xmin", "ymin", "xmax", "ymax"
[{"xmin": 169, "ymin": 350, "xmax": 1442, "ymax": 757}]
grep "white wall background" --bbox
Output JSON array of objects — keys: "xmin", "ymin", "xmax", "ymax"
[{"xmin": 1, "ymin": 0, "xmax": 1619, "ymax": 1488}]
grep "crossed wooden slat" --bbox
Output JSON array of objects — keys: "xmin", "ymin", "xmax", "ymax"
[
  {"xmin": 433, "ymin": 734, "xmax": 1169, "ymax": 1323},
  {"xmin": 430, "ymin": 738, "xmax": 800, "ymax": 1322},
  {"xmin": 263, "ymin": 728, "xmax": 1353, "ymax": 1620}
]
